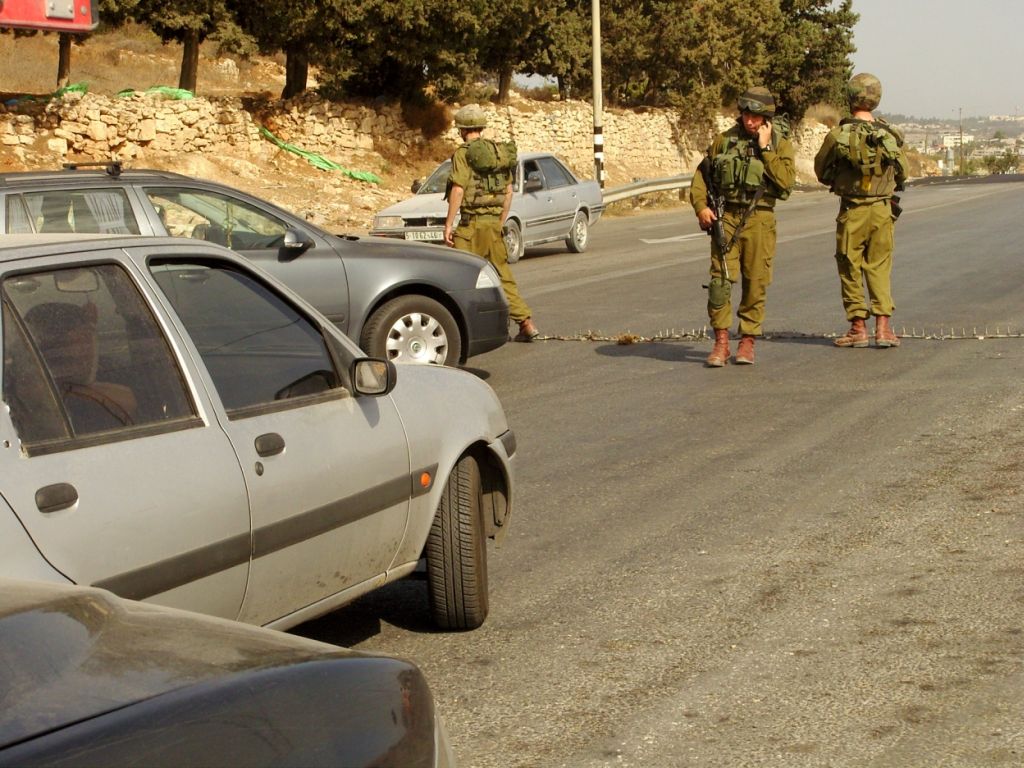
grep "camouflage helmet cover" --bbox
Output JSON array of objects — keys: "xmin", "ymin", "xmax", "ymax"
[
  {"xmin": 454, "ymin": 104, "xmax": 488, "ymax": 130},
  {"xmin": 737, "ymin": 86, "xmax": 776, "ymax": 117},
  {"xmin": 847, "ymin": 73, "xmax": 882, "ymax": 110}
]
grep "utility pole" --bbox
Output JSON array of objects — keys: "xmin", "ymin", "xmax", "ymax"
[
  {"xmin": 958, "ymin": 106, "xmax": 965, "ymax": 176},
  {"xmin": 591, "ymin": 0, "xmax": 604, "ymax": 188}
]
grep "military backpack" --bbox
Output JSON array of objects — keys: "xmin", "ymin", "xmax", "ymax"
[
  {"xmin": 465, "ymin": 138, "xmax": 518, "ymax": 194},
  {"xmin": 825, "ymin": 118, "xmax": 905, "ymax": 197}
]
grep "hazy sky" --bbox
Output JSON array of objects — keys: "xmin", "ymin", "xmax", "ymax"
[{"xmin": 850, "ymin": 0, "xmax": 1023, "ymax": 119}]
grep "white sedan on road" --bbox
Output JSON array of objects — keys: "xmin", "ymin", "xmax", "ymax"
[{"xmin": 372, "ymin": 152, "xmax": 604, "ymax": 262}]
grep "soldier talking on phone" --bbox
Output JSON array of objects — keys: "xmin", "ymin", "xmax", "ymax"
[{"xmin": 689, "ymin": 87, "xmax": 796, "ymax": 367}]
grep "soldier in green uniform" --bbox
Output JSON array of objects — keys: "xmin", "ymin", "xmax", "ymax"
[
  {"xmin": 814, "ymin": 73, "xmax": 908, "ymax": 348},
  {"xmin": 443, "ymin": 104, "xmax": 539, "ymax": 342},
  {"xmin": 689, "ymin": 87, "xmax": 796, "ymax": 367}
]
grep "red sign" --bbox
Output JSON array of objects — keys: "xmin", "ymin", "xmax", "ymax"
[{"xmin": 0, "ymin": 0, "xmax": 98, "ymax": 33}]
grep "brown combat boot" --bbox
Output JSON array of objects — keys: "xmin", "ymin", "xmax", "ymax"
[
  {"xmin": 874, "ymin": 315, "xmax": 900, "ymax": 348},
  {"xmin": 834, "ymin": 317, "xmax": 869, "ymax": 348},
  {"xmin": 706, "ymin": 329, "xmax": 731, "ymax": 367},
  {"xmin": 513, "ymin": 317, "xmax": 540, "ymax": 343},
  {"xmin": 735, "ymin": 335, "xmax": 755, "ymax": 365}
]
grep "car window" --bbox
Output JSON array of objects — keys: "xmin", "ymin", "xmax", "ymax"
[
  {"xmin": 523, "ymin": 160, "xmax": 544, "ymax": 191},
  {"xmin": 145, "ymin": 188, "xmax": 288, "ymax": 250},
  {"xmin": 419, "ymin": 161, "xmax": 453, "ymax": 194},
  {"xmin": 2, "ymin": 264, "xmax": 197, "ymax": 452},
  {"xmin": 149, "ymin": 259, "xmax": 345, "ymax": 416},
  {"xmin": 537, "ymin": 157, "xmax": 576, "ymax": 189},
  {"xmin": 5, "ymin": 190, "xmax": 141, "ymax": 235}
]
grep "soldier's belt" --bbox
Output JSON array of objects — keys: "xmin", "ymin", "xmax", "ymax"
[{"xmin": 724, "ymin": 202, "xmax": 775, "ymax": 213}]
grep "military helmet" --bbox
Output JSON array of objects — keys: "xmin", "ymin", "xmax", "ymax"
[
  {"xmin": 454, "ymin": 104, "xmax": 488, "ymax": 130},
  {"xmin": 847, "ymin": 73, "xmax": 882, "ymax": 111},
  {"xmin": 737, "ymin": 86, "xmax": 776, "ymax": 117}
]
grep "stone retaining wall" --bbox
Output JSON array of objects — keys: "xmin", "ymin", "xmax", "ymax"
[{"xmin": 1, "ymin": 91, "xmax": 826, "ymax": 188}]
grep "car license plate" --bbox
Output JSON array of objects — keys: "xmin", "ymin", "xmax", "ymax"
[{"xmin": 405, "ymin": 230, "xmax": 443, "ymax": 242}]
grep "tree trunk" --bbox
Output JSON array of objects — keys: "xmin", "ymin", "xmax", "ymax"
[
  {"xmin": 57, "ymin": 33, "xmax": 72, "ymax": 88},
  {"xmin": 282, "ymin": 45, "xmax": 309, "ymax": 99},
  {"xmin": 496, "ymin": 66, "xmax": 513, "ymax": 104},
  {"xmin": 178, "ymin": 29, "xmax": 200, "ymax": 93}
]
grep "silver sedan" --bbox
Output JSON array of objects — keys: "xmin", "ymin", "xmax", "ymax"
[
  {"xmin": 0, "ymin": 234, "xmax": 514, "ymax": 632},
  {"xmin": 371, "ymin": 152, "xmax": 604, "ymax": 263}
]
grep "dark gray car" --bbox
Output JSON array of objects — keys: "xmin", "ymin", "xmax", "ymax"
[
  {"xmin": 0, "ymin": 164, "xmax": 509, "ymax": 367},
  {"xmin": 0, "ymin": 578, "xmax": 456, "ymax": 767}
]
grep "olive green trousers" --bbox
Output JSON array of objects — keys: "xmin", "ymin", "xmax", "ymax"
[
  {"xmin": 708, "ymin": 207, "xmax": 777, "ymax": 337},
  {"xmin": 833, "ymin": 199, "xmax": 895, "ymax": 320},
  {"xmin": 454, "ymin": 217, "xmax": 532, "ymax": 323}
]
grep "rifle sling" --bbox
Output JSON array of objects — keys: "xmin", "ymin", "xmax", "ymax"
[{"xmin": 723, "ymin": 182, "xmax": 767, "ymax": 255}]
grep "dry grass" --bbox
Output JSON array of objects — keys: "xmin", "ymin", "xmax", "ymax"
[{"xmin": 0, "ymin": 23, "xmax": 285, "ymax": 98}]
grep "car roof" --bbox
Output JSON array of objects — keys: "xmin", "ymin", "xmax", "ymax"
[
  {"xmin": 0, "ymin": 163, "xmax": 191, "ymax": 187},
  {"xmin": 0, "ymin": 234, "xmax": 222, "ymax": 266}
]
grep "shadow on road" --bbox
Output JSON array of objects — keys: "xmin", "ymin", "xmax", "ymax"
[
  {"xmin": 291, "ymin": 577, "xmax": 439, "ymax": 647},
  {"xmin": 596, "ymin": 341, "xmax": 709, "ymax": 364}
]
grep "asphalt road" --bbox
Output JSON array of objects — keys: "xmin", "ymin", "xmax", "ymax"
[{"xmin": 298, "ymin": 181, "xmax": 1024, "ymax": 767}]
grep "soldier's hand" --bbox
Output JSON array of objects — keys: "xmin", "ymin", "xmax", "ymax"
[
  {"xmin": 443, "ymin": 225, "xmax": 454, "ymax": 247},
  {"xmin": 757, "ymin": 123, "xmax": 772, "ymax": 149},
  {"xmin": 696, "ymin": 207, "xmax": 717, "ymax": 231}
]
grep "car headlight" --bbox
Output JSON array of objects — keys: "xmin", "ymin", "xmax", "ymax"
[
  {"xmin": 475, "ymin": 262, "xmax": 500, "ymax": 289},
  {"xmin": 374, "ymin": 215, "xmax": 404, "ymax": 229}
]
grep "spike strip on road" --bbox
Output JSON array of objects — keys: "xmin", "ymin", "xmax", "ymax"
[{"xmin": 529, "ymin": 326, "xmax": 1024, "ymax": 345}]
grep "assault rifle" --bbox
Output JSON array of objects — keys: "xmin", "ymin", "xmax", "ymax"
[
  {"xmin": 697, "ymin": 155, "xmax": 731, "ymax": 308},
  {"xmin": 696, "ymin": 156, "xmax": 729, "ymax": 259}
]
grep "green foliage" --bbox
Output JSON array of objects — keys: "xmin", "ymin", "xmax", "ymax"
[
  {"xmin": 92, "ymin": 0, "xmax": 857, "ymax": 129},
  {"xmin": 763, "ymin": 0, "xmax": 857, "ymax": 121}
]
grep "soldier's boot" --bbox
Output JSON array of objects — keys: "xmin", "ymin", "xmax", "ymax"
[
  {"xmin": 706, "ymin": 329, "xmax": 731, "ymax": 368},
  {"xmin": 513, "ymin": 317, "xmax": 540, "ymax": 343},
  {"xmin": 834, "ymin": 317, "xmax": 869, "ymax": 348},
  {"xmin": 874, "ymin": 315, "xmax": 900, "ymax": 348},
  {"xmin": 735, "ymin": 335, "xmax": 755, "ymax": 365}
]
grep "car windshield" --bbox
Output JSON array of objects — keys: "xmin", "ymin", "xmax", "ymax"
[
  {"xmin": 418, "ymin": 161, "xmax": 452, "ymax": 195},
  {"xmin": 419, "ymin": 158, "xmax": 521, "ymax": 195}
]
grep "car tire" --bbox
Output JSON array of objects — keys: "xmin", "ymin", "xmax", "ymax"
[
  {"xmin": 566, "ymin": 211, "xmax": 589, "ymax": 253},
  {"xmin": 361, "ymin": 295, "xmax": 462, "ymax": 366},
  {"xmin": 426, "ymin": 455, "xmax": 489, "ymax": 630},
  {"xmin": 504, "ymin": 219, "xmax": 524, "ymax": 264}
]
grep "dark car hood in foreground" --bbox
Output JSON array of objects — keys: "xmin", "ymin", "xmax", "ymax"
[{"xmin": 0, "ymin": 580, "xmax": 442, "ymax": 767}]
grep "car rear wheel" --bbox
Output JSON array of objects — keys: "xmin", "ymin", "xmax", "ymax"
[
  {"xmin": 503, "ymin": 219, "xmax": 524, "ymax": 264},
  {"xmin": 427, "ymin": 455, "xmax": 489, "ymax": 630},
  {"xmin": 566, "ymin": 211, "xmax": 589, "ymax": 253},
  {"xmin": 361, "ymin": 295, "xmax": 462, "ymax": 366}
]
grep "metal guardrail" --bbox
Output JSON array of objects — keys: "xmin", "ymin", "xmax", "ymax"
[{"xmin": 602, "ymin": 173, "xmax": 694, "ymax": 204}]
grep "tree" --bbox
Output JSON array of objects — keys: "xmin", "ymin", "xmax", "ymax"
[
  {"xmin": 526, "ymin": 0, "xmax": 590, "ymax": 100},
  {"xmin": 130, "ymin": 0, "xmax": 247, "ymax": 92},
  {"xmin": 476, "ymin": 1, "xmax": 570, "ymax": 103},
  {"xmin": 763, "ymin": 0, "xmax": 857, "ymax": 121},
  {"xmin": 228, "ymin": 0, "xmax": 327, "ymax": 99},
  {"xmin": 316, "ymin": 0, "xmax": 479, "ymax": 103}
]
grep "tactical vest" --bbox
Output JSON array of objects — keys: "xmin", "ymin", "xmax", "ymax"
[
  {"xmin": 826, "ymin": 119, "xmax": 903, "ymax": 197},
  {"xmin": 461, "ymin": 138, "xmax": 516, "ymax": 212},
  {"xmin": 711, "ymin": 124, "xmax": 790, "ymax": 204}
]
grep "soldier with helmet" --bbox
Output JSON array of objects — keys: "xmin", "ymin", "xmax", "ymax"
[
  {"xmin": 444, "ymin": 104, "xmax": 539, "ymax": 342},
  {"xmin": 689, "ymin": 86, "xmax": 796, "ymax": 366},
  {"xmin": 815, "ymin": 73, "xmax": 908, "ymax": 348}
]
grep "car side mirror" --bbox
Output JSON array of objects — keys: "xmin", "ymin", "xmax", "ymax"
[
  {"xmin": 281, "ymin": 228, "xmax": 314, "ymax": 257},
  {"xmin": 351, "ymin": 358, "xmax": 397, "ymax": 397},
  {"xmin": 524, "ymin": 172, "xmax": 543, "ymax": 193},
  {"xmin": 411, "ymin": 178, "xmax": 424, "ymax": 193}
]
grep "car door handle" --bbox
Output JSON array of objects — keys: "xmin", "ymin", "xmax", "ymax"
[
  {"xmin": 255, "ymin": 432, "xmax": 286, "ymax": 457},
  {"xmin": 36, "ymin": 483, "xmax": 79, "ymax": 514}
]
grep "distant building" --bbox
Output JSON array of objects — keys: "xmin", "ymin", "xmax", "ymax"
[{"xmin": 941, "ymin": 134, "xmax": 975, "ymax": 149}]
